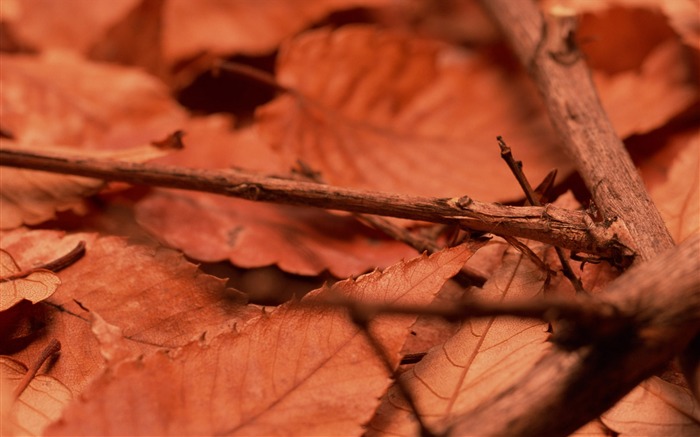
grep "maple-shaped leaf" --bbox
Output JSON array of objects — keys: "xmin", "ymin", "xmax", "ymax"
[
  {"xmin": 45, "ymin": 243, "xmax": 476, "ymax": 436},
  {"xmin": 367, "ymin": 242, "xmax": 553, "ymax": 436},
  {"xmin": 256, "ymin": 25, "xmax": 568, "ymax": 201},
  {"xmin": 0, "ymin": 356, "xmax": 72, "ymax": 437},
  {"xmin": 601, "ymin": 377, "xmax": 700, "ymax": 436},
  {"xmin": 0, "ymin": 248, "xmax": 60, "ymax": 311},
  {"xmin": 0, "ymin": 229, "xmax": 259, "ymax": 394}
]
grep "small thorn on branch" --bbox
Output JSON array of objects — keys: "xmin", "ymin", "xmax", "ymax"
[{"xmin": 497, "ymin": 136, "xmax": 586, "ymax": 294}]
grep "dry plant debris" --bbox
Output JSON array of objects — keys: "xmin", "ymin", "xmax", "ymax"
[{"xmin": 0, "ymin": 0, "xmax": 698, "ymax": 436}]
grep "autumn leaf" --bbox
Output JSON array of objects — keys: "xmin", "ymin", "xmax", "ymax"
[
  {"xmin": 136, "ymin": 190, "xmax": 418, "ymax": 277},
  {"xmin": 0, "ymin": 51, "xmax": 185, "ymax": 148},
  {"xmin": 0, "ymin": 137, "xmax": 183, "ymax": 230},
  {"xmin": 0, "ymin": 248, "xmax": 60, "ymax": 311},
  {"xmin": 0, "ymin": 229, "xmax": 259, "ymax": 394},
  {"xmin": 0, "ymin": 356, "xmax": 72, "ymax": 437},
  {"xmin": 0, "ymin": 0, "xmax": 139, "ymax": 55},
  {"xmin": 367, "ymin": 242, "xmax": 553, "ymax": 436},
  {"xmin": 45, "ymin": 243, "xmax": 475, "ymax": 436},
  {"xmin": 649, "ymin": 131, "xmax": 700, "ymax": 243},
  {"xmin": 601, "ymin": 376, "xmax": 700, "ymax": 436},
  {"xmin": 257, "ymin": 25, "xmax": 568, "ymax": 201},
  {"xmin": 161, "ymin": 0, "xmax": 392, "ymax": 61}
]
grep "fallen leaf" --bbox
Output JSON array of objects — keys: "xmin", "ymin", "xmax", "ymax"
[
  {"xmin": 367, "ymin": 242, "xmax": 553, "ymax": 436},
  {"xmin": 257, "ymin": 25, "xmax": 568, "ymax": 201},
  {"xmin": 601, "ymin": 376, "xmax": 700, "ymax": 436},
  {"xmin": 88, "ymin": 311, "xmax": 132, "ymax": 365},
  {"xmin": 152, "ymin": 114, "xmax": 283, "ymax": 172},
  {"xmin": 0, "ymin": 50, "xmax": 186, "ymax": 148},
  {"xmin": 649, "ymin": 131, "xmax": 700, "ymax": 243},
  {"xmin": 45, "ymin": 243, "xmax": 475, "ymax": 436},
  {"xmin": 0, "ymin": 0, "xmax": 139, "ymax": 54},
  {"xmin": 0, "ymin": 138, "xmax": 181, "ymax": 230},
  {"xmin": 136, "ymin": 189, "xmax": 419, "ymax": 277},
  {"xmin": 0, "ymin": 248, "xmax": 60, "ymax": 311},
  {"xmin": 594, "ymin": 40, "xmax": 698, "ymax": 138},
  {"xmin": 0, "ymin": 356, "xmax": 72, "ymax": 437},
  {"xmin": 161, "ymin": 0, "xmax": 392, "ymax": 61},
  {"xmin": 0, "ymin": 229, "xmax": 259, "ymax": 394}
]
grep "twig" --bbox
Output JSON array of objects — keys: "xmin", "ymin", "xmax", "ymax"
[
  {"xmin": 348, "ymin": 308, "xmax": 438, "ymax": 437},
  {"xmin": 498, "ymin": 136, "xmax": 586, "ymax": 293},
  {"xmin": 0, "ymin": 241, "xmax": 86, "ymax": 282},
  {"xmin": 0, "ymin": 147, "xmax": 635, "ymax": 264},
  {"xmin": 479, "ymin": 1, "xmax": 673, "ymax": 262},
  {"xmin": 458, "ymin": 1, "xmax": 694, "ymax": 435},
  {"xmin": 13, "ymin": 338, "xmax": 61, "ymax": 399},
  {"xmin": 308, "ymin": 292, "xmax": 625, "ymax": 351},
  {"xmin": 294, "ymin": 160, "xmax": 488, "ymax": 287},
  {"xmin": 448, "ymin": 233, "xmax": 700, "ymax": 436}
]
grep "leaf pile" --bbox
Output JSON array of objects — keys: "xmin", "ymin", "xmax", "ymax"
[{"xmin": 0, "ymin": 0, "xmax": 698, "ymax": 436}]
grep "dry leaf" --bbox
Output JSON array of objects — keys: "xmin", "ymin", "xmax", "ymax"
[
  {"xmin": 88, "ymin": 311, "xmax": 132, "ymax": 365},
  {"xmin": 649, "ymin": 131, "xmax": 700, "ymax": 243},
  {"xmin": 136, "ymin": 190, "xmax": 418, "ymax": 277},
  {"xmin": 601, "ymin": 376, "xmax": 700, "ymax": 436},
  {"xmin": 367, "ymin": 242, "xmax": 553, "ymax": 436},
  {"xmin": 138, "ymin": 115, "xmax": 419, "ymax": 277},
  {"xmin": 0, "ymin": 0, "xmax": 139, "ymax": 54},
  {"xmin": 0, "ymin": 229, "xmax": 259, "ymax": 394},
  {"xmin": 0, "ymin": 356, "xmax": 72, "ymax": 437},
  {"xmin": 257, "ymin": 25, "xmax": 568, "ymax": 201},
  {"xmin": 161, "ymin": 0, "xmax": 392, "ymax": 61},
  {"xmin": 0, "ymin": 248, "xmax": 60, "ymax": 311},
  {"xmin": 594, "ymin": 40, "xmax": 698, "ymax": 138},
  {"xmin": 45, "ymin": 244, "xmax": 475, "ymax": 436},
  {"xmin": 0, "ymin": 138, "xmax": 181, "ymax": 230},
  {"xmin": 0, "ymin": 51, "xmax": 186, "ymax": 148}
]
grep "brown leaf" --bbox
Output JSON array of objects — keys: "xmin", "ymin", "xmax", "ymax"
[
  {"xmin": 45, "ymin": 244, "xmax": 475, "ymax": 436},
  {"xmin": 0, "ymin": 229, "xmax": 259, "ymax": 394},
  {"xmin": 367, "ymin": 242, "xmax": 553, "ymax": 436},
  {"xmin": 0, "ymin": 139, "xmax": 181, "ymax": 230},
  {"xmin": 138, "ymin": 115, "xmax": 418, "ymax": 277},
  {"xmin": 0, "ymin": 0, "xmax": 139, "ymax": 54},
  {"xmin": 161, "ymin": 0, "xmax": 392, "ymax": 61},
  {"xmin": 257, "ymin": 25, "xmax": 568, "ymax": 201},
  {"xmin": 0, "ymin": 356, "xmax": 72, "ymax": 437},
  {"xmin": 0, "ymin": 248, "xmax": 60, "ymax": 311},
  {"xmin": 0, "ymin": 51, "xmax": 186, "ymax": 148},
  {"xmin": 601, "ymin": 377, "xmax": 700, "ymax": 436},
  {"xmin": 136, "ymin": 190, "xmax": 419, "ymax": 277},
  {"xmin": 649, "ymin": 131, "xmax": 700, "ymax": 243},
  {"xmin": 594, "ymin": 40, "xmax": 698, "ymax": 138}
]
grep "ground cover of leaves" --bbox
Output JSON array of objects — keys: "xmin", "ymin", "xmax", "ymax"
[{"xmin": 0, "ymin": 0, "xmax": 698, "ymax": 435}]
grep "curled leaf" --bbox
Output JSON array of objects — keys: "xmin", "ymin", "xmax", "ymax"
[
  {"xmin": 0, "ymin": 248, "xmax": 60, "ymax": 311},
  {"xmin": 0, "ymin": 356, "xmax": 72, "ymax": 437}
]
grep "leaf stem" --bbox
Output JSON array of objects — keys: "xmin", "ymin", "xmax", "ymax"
[{"xmin": 13, "ymin": 339, "xmax": 61, "ymax": 400}]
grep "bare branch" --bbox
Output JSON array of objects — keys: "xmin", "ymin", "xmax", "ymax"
[
  {"xmin": 449, "ymin": 233, "xmax": 700, "ymax": 436},
  {"xmin": 0, "ymin": 147, "xmax": 634, "ymax": 263},
  {"xmin": 478, "ymin": 0, "xmax": 673, "ymax": 262}
]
